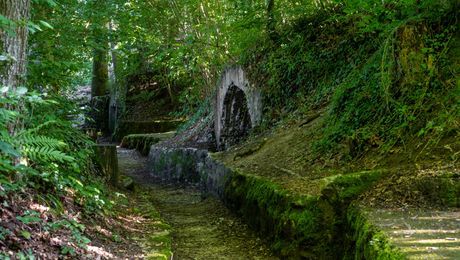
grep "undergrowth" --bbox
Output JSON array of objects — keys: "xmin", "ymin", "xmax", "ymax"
[
  {"xmin": 0, "ymin": 87, "xmax": 111, "ymax": 257},
  {"xmin": 242, "ymin": 0, "xmax": 459, "ymax": 159}
]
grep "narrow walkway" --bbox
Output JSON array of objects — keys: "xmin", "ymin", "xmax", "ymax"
[
  {"xmin": 369, "ymin": 208, "xmax": 460, "ymax": 259},
  {"xmin": 117, "ymin": 148, "xmax": 277, "ymax": 259}
]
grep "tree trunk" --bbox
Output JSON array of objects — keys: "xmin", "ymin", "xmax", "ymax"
[
  {"xmin": 108, "ymin": 21, "xmax": 119, "ymax": 135},
  {"xmin": 266, "ymin": 0, "xmax": 278, "ymax": 42},
  {"xmin": 0, "ymin": 0, "xmax": 31, "ymax": 89},
  {"xmin": 88, "ymin": 0, "xmax": 110, "ymax": 135},
  {"xmin": 91, "ymin": 46, "xmax": 109, "ymax": 97},
  {"xmin": 94, "ymin": 144, "xmax": 119, "ymax": 186},
  {"xmin": 90, "ymin": 0, "xmax": 109, "ymax": 98}
]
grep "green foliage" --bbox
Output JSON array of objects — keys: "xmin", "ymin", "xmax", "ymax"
[
  {"xmin": 47, "ymin": 219, "xmax": 91, "ymax": 249},
  {"xmin": 27, "ymin": 0, "xmax": 93, "ymax": 91},
  {"xmin": 21, "ymin": 135, "xmax": 74, "ymax": 164},
  {"xmin": 240, "ymin": 0, "xmax": 459, "ymax": 157},
  {"xmin": 0, "ymin": 87, "xmax": 108, "ymax": 215},
  {"xmin": 17, "ymin": 211, "xmax": 42, "ymax": 225}
]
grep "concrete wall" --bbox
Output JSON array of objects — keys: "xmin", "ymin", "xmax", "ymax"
[
  {"xmin": 215, "ymin": 66, "xmax": 262, "ymax": 149},
  {"xmin": 148, "ymin": 147, "xmax": 230, "ymax": 198}
]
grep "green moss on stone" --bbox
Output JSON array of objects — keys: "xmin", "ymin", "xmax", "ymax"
[
  {"xmin": 223, "ymin": 169, "xmax": 387, "ymax": 258},
  {"xmin": 116, "ymin": 120, "xmax": 183, "ymax": 140},
  {"xmin": 121, "ymin": 132, "xmax": 175, "ymax": 155},
  {"xmin": 345, "ymin": 206, "xmax": 406, "ymax": 260},
  {"xmin": 224, "ymin": 171, "xmax": 338, "ymax": 258},
  {"xmin": 322, "ymin": 170, "xmax": 386, "ymax": 203}
]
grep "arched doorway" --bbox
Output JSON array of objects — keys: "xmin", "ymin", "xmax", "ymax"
[{"xmin": 219, "ymin": 84, "xmax": 252, "ymax": 150}]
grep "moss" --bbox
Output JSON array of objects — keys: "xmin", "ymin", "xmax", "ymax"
[
  {"xmin": 224, "ymin": 171, "xmax": 338, "ymax": 258},
  {"xmin": 121, "ymin": 132, "xmax": 175, "ymax": 155},
  {"xmin": 150, "ymin": 149, "xmax": 201, "ymax": 183},
  {"xmin": 146, "ymin": 230, "xmax": 173, "ymax": 260},
  {"xmin": 116, "ymin": 120, "xmax": 183, "ymax": 140},
  {"xmin": 413, "ymin": 172, "xmax": 460, "ymax": 208},
  {"xmin": 114, "ymin": 187, "xmax": 173, "ymax": 260},
  {"xmin": 169, "ymin": 151, "xmax": 199, "ymax": 183},
  {"xmin": 148, "ymin": 148, "xmax": 395, "ymax": 258},
  {"xmin": 121, "ymin": 134, "xmax": 160, "ymax": 155},
  {"xmin": 345, "ymin": 206, "xmax": 406, "ymax": 260},
  {"xmin": 222, "ymin": 168, "xmax": 388, "ymax": 258},
  {"xmin": 322, "ymin": 170, "xmax": 386, "ymax": 203}
]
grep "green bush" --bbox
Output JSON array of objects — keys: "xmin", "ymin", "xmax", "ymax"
[{"xmin": 0, "ymin": 87, "xmax": 109, "ymax": 215}]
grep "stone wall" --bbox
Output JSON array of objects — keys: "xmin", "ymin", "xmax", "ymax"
[
  {"xmin": 146, "ymin": 147, "xmax": 400, "ymax": 258},
  {"xmin": 147, "ymin": 147, "xmax": 338, "ymax": 257},
  {"xmin": 148, "ymin": 147, "xmax": 230, "ymax": 197}
]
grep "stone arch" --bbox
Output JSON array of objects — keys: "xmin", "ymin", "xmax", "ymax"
[
  {"xmin": 219, "ymin": 84, "xmax": 252, "ymax": 150},
  {"xmin": 215, "ymin": 66, "xmax": 262, "ymax": 150}
]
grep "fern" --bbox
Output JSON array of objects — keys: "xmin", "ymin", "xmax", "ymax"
[
  {"xmin": 22, "ymin": 146, "xmax": 74, "ymax": 163},
  {"xmin": 0, "ymin": 108, "xmax": 18, "ymax": 125},
  {"xmin": 20, "ymin": 134, "xmax": 67, "ymax": 150},
  {"xmin": 17, "ymin": 133, "xmax": 74, "ymax": 163},
  {"xmin": 20, "ymin": 120, "xmax": 59, "ymax": 135}
]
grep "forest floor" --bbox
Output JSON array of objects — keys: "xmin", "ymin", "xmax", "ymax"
[{"xmin": 116, "ymin": 148, "xmax": 276, "ymax": 259}]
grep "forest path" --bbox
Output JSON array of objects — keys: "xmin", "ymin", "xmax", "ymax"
[{"xmin": 117, "ymin": 148, "xmax": 277, "ymax": 259}]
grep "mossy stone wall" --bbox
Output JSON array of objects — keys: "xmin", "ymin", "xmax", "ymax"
[
  {"xmin": 116, "ymin": 120, "xmax": 183, "ymax": 141},
  {"xmin": 146, "ymin": 148, "xmax": 401, "ymax": 258}
]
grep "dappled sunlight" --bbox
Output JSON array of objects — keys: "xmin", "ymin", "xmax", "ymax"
[
  {"xmin": 94, "ymin": 225, "xmax": 113, "ymax": 237},
  {"xmin": 397, "ymin": 238, "xmax": 460, "ymax": 245},
  {"xmin": 118, "ymin": 214, "xmax": 149, "ymax": 224},
  {"xmin": 1, "ymin": 0, "xmax": 458, "ymax": 258},
  {"xmin": 369, "ymin": 208, "xmax": 460, "ymax": 259},
  {"xmin": 29, "ymin": 203, "xmax": 50, "ymax": 213},
  {"xmin": 86, "ymin": 246, "xmax": 115, "ymax": 258},
  {"xmin": 416, "ymin": 214, "xmax": 460, "ymax": 221},
  {"xmin": 392, "ymin": 229, "xmax": 458, "ymax": 235}
]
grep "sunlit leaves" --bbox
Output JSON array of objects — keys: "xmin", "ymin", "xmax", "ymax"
[{"xmin": 39, "ymin": 20, "xmax": 53, "ymax": 29}]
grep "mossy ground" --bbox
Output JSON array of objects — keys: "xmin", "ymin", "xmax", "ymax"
[
  {"xmin": 85, "ymin": 172, "xmax": 173, "ymax": 259},
  {"xmin": 118, "ymin": 148, "xmax": 276, "ymax": 259},
  {"xmin": 149, "ymin": 186, "xmax": 276, "ymax": 259},
  {"xmin": 97, "ymin": 186, "xmax": 173, "ymax": 260}
]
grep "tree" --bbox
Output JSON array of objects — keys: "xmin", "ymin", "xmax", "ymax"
[
  {"xmin": 89, "ymin": 0, "xmax": 109, "ymax": 98},
  {"xmin": 0, "ymin": 0, "xmax": 31, "ymax": 90},
  {"xmin": 267, "ymin": 0, "xmax": 278, "ymax": 42}
]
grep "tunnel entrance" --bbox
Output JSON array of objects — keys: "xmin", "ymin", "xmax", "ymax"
[{"xmin": 219, "ymin": 84, "xmax": 252, "ymax": 150}]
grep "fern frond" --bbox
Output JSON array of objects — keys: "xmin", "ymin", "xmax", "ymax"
[
  {"xmin": 23, "ymin": 146, "xmax": 74, "ymax": 163},
  {"xmin": 20, "ymin": 134, "xmax": 67, "ymax": 150},
  {"xmin": 20, "ymin": 120, "xmax": 59, "ymax": 135},
  {"xmin": 0, "ymin": 108, "xmax": 19, "ymax": 126}
]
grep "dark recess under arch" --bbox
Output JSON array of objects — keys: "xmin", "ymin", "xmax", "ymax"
[{"xmin": 219, "ymin": 84, "xmax": 252, "ymax": 150}]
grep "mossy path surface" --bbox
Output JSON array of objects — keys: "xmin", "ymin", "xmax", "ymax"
[{"xmin": 118, "ymin": 148, "xmax": 276, "ymax": 259}]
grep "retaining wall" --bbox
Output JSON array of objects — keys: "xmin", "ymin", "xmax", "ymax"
[{"xmin": 147, "ymin": 147, "xmax": 401, "ymax": 258}]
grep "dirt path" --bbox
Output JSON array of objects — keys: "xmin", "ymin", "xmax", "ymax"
[{"xmin": 117, "ymin": 148, "xmax": 277, "ymax": 260}]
